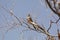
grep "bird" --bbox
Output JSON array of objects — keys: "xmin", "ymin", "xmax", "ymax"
[
  {"xmin": 27, "ymin": 14, "xmax": 50, "ymax": 35},
  {"xmin": 27, "ymin": 14, "xmax": 44, "ymax": 31},
  {"xmin": 27, "ymin": 14, "xmax": 36, "ymax": 29}
]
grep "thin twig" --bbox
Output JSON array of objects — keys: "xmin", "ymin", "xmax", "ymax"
[
  {"xmin": 0, "ymin": 4, "xmax": 22, "ymax": 25},
  {"xmin": 47, "ymin": 20, "xmax": 52, "ymax": 32}
]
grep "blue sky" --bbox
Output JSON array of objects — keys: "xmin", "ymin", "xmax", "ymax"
[{"xmin": 0, "ymin": 0, "xmax": 60, "ymax": 40}]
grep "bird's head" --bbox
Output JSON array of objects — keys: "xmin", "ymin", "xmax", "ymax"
[{"xmin": 27, "ymin": 14, "xmax": 33, "ymax": 24}]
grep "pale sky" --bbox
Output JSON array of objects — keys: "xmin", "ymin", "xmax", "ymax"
[{"xmin": 0, "ymin": 0, "xmax": 60, "ymax": 40}]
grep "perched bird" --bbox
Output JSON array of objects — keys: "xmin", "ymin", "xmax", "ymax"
[
  {"xmin": 27, "ymin": 14, "xmax": 44, "ymax": 31},
  {"xmin": 27, "ymin": 14, "xmax": 50, "ymax": 35},
  {"xmin": 27, "ymin": 14, "xmax": 36, "ymax": 29}
]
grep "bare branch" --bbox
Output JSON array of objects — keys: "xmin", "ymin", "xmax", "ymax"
[
  {"xmin": 45, "ymin": 0, "xmax": 60, "ymax": 17},
  {"xmin": 47, "ymin": 20, "xmax": 53, "ymax": 32}
]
